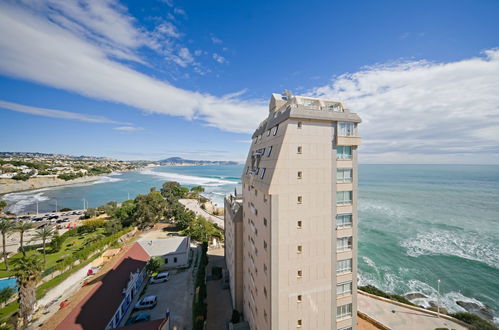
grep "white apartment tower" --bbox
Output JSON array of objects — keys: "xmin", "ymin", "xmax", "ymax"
[{"xmin": 225, "ymin": 91, "xmax": 361, "ymax": 330}]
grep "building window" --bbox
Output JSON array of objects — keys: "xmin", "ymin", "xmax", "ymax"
[
  {"xmin": 338, "ymin": 327, "xmax": 353, "ymax": 330},
  {"xmin": 337, "ymin": 259, "xmax": 352, "ymax": 274},
  {"xmin": 264, "ymin": 287, "xmax": 267, "ymax": 297},
  {"xmin": 297, "ymin": 196, "xmax": 302, "ymax": 204},
  {"xmin": 337, "ymin": 191, "xmax": 352, "ymax": 205},
  {"xmin": 165, "ymin": 258, "xmax": 168, "ymax": 264},
  {"xmin": 267, "ymin": 146, "xmax": 272, "ymax": 157},
  {"xmin": 337, "ymin": 236, "xmax": 353, "ymax": 251},
  {"xmin": 297, "ymin": 171, "xmax": 302, "ymax": 179},
  {"xmin": 337, "ymin": 168, "xmax": 352, "ymax": 182},
  {"xmin": 297, "ymin": 319, "xmax": 302, "ymax": 328},
  {"xmin": 297, "ymin": 146, "xmax": 302, "ymax": 154},
  {"xmin": 264, "ymin": 218, "xmax": 267, "ymax": 226},
  {"xmin": 246, "ymin": 167, "xmax": 249, "ymax": 175},
  {"xmin": 337, "ymin": 146, "xmax": 352, "ymax": 160},
  {"xmin": 297, "ymin": 295, "xmax": 302, "ymax": 303},
  {"xmin": 260, "ymin": 168, "xmax": 266, "ymax": 179},
  {"xmin": 337, "ymin": 303, "xmax": 353, "ymax": 319},
  {"xmin": 336, "ymin": 214, "xmax": 353, "ymax": 228},
  {"xmin": 297, "ymin": 270, "xmax": 302, "ymax": 278},
  {"xmin": 264, "ymin": 241, "xmax": 267, "ymax": 251},
  {"xmin": 338, "ymin": 122, "xmax": 356, "ymax": 136},
  {"xmin": 273, "ymin": 124, "xmax": 279, "ymax": 136},
  {"xmin": 337, "ymin": 281, "xmax": 353, "ymax": 296},
  {"xmin": 297, "ymin": 121, "xmax": 302, "ymax": 128},
  {"xmin": 297, "ymin": 245, "xmax": 302, "ymax": 254},
  {"xmin": 264, "ymin": 264, "xmax": 267, "ymax": 274},
  {"xmin": 297, "ymin": 220, "xmax": 302, "ymax": 229},
  {"xmin": 267, "ymin": 129, "xmax": 271, "ymax": 136},
  {"xmin": 174, "ymin": 257, "xmax": 178, "ymax": 263}
]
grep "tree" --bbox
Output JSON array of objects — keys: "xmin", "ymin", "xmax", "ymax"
[
  {"xmin": 146, "ymin": 257, "xmax": 161, "ymax": 274},
  {"xmin": 104, "ymin": 219, "xmax": 122, "ymax": 236},
  {"xmin": 133, "ymin": 191, "xmax": 167, "ymax": 228},
  {"xmin": 191, "ymin": 186, "xmax": 205, "ymax": 194},
  {"xmin": 183, "ymin": 216, "xmax": 224, "ymax": 242},
  {"xmin": 175, "ymin": 208, "xmax": 196, "ymax": 231},
  {"xmin": 32, "ymin": 226, "xmax": 54, "ymax": 265},
  {"xmin": 160, "ymin": 181, "xmax": 189, "ymax": 200},
  {"xmin": 114, "ymin": 200, "xmax": 136, "ymax": 225},
  {"xmin": 84, "ymin": 208, "xmax": 98, "ymax": 219},
  {"xmin": 0, "ymin": 218, "xmax": 14, "ymax": 270},
  {"xmin": 15, "ymin": 254, "xmax": 43, "ymax": 328},
  {"xmin": 97, "ymin": 201, "xmax": 119, "ymax": 217},
  {"xmin": 16, "ymin": 221, "xmax": 33, "ymax": 257}
]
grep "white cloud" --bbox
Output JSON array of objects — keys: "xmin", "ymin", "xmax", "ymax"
[
  {"xmin": 173, "ymin": 8, "xmax": 186, "ymax": 17},
  {"xmin": 0, "ymin": 100, "xmax": 128, "ymax": 125},
  {"xmin": 113, "ymin": 126, "xmax": 144, "ymax": 131},
  {"xmin": 154, "ymin": 21, "xmax": 181, "ymax": 39},
  {"xmin": 212, "ymin": 53, "xmax": 226, "ymax": 64},
  {"xmin": 211, "ymin": 36, "xmax": 223, "ymax": 44},
  {"xmin": 312, "ymin": 49, "xmax": 499, "ymax": 164},
  {"xmin": 0, "ymin": 1, "xmax": 265, "ymax": 134}
]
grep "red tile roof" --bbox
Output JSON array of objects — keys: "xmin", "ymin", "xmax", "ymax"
[
  {"xmin": 55, "ymin": 243, "xmax": 150, "ymax": 330},
  {"xmin": 116, "ymin": 318, "xmax": 168, "ymax": 330}
]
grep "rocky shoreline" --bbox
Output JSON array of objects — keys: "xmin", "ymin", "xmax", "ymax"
[{"xmin": 0, "ymin": 175, "xmax": 101, "ymax": 196}]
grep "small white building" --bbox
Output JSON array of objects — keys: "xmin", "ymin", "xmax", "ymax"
[{"xmin": 139, "ymin": 236, "xmax": 190, "ymax": 269}]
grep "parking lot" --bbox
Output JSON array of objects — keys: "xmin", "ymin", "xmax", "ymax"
[{"xmin": 125, "ymin": 248, "xmax": 198, "ymax": 329}]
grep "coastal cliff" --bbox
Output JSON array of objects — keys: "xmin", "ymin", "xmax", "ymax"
[{"xmin": 0, "ymin": 176, "xmax": 100, "ymax": 195}]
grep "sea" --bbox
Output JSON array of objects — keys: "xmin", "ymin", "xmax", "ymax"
[{"xmin": 2, "ymin": 164, "xmax": 498, "ymax": 323}]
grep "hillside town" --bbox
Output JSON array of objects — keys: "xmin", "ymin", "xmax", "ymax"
[{"xmin": 0, "ymin": 152, "xmax": 146, "ymax": 181}]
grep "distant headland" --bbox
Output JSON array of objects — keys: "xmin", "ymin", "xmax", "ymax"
[{"xmin": 159, "ymin": 157, "xmax": 238, "ymax": 166}]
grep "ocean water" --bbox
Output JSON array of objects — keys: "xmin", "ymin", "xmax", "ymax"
[{"xmin": 1, "ymin": 164, "xmax": 498, "ymax": 321}]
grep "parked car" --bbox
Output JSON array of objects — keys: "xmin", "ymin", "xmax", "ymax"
[
  {"xmin": 149, "ymin": 272, "xmax": 169, "ymax": 284},
  {"xmin": 126, "ymin": 313, "xmax": 150, "ymax": 325},
  {"xmin": 62, "ymin": 218, "xmax": 70, "ymax": 222},
  {"xmin": 134, "ymin": 296, "xmax": 157, "ymax": 310}
]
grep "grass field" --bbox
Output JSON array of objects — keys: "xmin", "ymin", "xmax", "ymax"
[{"xmin": 0, "ymin": 228, "xmax": 106, "ymax": 279}]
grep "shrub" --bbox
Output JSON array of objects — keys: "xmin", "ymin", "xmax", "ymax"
[
  {"xmin": 450, "ymin": 312, "xmax": 498, "ymax": 330},
  {"xmin": 0, "ymin": 288, "xmax": 14, "ymax": 305},
  {"xmin": 359, "ymin": 285, "xmax": 416, "ymax": 306}
]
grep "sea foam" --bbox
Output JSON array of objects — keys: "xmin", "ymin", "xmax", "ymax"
[{"xmin": 140, "ymin": 168, "xmax": 238, "ymax": 187}]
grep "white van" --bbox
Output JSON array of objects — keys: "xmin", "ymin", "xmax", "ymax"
[{"xmin": 149, "ymin": 272, "xmax": 170, "ymax": 284}]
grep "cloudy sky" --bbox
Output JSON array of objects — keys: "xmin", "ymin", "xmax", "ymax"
[{"xmin": 0, "ymin": 0, "xmax": 498, "ymax": 163}]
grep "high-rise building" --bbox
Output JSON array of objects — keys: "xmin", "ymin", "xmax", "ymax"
[{"xmin": 225, "ymin": 91, "xmax": 361, "ymax": 330}]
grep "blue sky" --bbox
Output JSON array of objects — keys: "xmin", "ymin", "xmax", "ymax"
[{"xmin": 1, "ymin": 0, "xmax": 499, "ymax": 163}]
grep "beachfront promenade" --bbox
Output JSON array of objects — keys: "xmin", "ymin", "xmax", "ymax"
[
  {"xmin": 358, "ymin": 291, "xmax": 468, "ymax": 330},
  {"xmin": 179, "ymin": 198, "xmax": 224, "ymax": 229}
]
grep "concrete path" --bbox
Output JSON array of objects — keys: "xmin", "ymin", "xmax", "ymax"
[
  {"xmin": 358, "ymin": 292, "xmax": 468, "ymax": 330},
  {"xmin": 179, "ymin": 199, "xmax": 224, "ymax": 229},
  {"xmin": 205, "ymin": 247, "xmax": 232, "ymax": 330}
]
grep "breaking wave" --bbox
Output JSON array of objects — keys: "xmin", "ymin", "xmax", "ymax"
[
  {"xmin": 400, "ymin": 230, "xmax": 499, "ymax": 269},
  {"xmin": 3, "ymin": 189, "xmax": 50, "ymax": 214},
  {"xmin": 140, "ymin": 168, "xmax": 238, "ymax": 187}
]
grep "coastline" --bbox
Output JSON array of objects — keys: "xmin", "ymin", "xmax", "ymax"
[{"xmin": 0, "ymin": 175, "xmax": 102, "ymax": 196}]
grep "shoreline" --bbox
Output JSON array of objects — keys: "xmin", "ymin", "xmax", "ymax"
[{"xmin": 0, "ymin": 175, "xmax": 103, "ymax": 197}]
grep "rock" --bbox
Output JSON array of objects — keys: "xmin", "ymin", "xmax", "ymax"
[
  {"xmin": 405, "ymin": 292, "xmax": 428, "ymax": 300},
  {"xmin": 456, "ymin": 301, "xmax": 494, "ymax": 322},
  {"xmin": 427, "ymin": 306, "xmax": 449, "ymax": 314}
]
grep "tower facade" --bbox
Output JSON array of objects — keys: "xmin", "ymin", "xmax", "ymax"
[{"xmin": 225, "ymin": 92, "xmax": 361, "ymax": 330}]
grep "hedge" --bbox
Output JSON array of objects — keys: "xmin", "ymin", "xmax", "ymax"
[{"xmin": 193, "ymin": 242, "xmax": 208, "ymax": 330}]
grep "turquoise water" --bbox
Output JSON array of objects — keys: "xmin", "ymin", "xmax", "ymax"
[
  {"xmin": 2, "ymin": 164, "xmax": 498, "ymax": 321},
  {"xmin": 0, "ymin": 277, "xmax": 16, "ymax": 290}
]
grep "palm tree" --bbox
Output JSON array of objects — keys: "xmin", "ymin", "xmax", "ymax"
[
  {"xmin": 15, "ymin": 254, "xmax": 43, "ymax": 328},
  {"xmin": 31, "ymin": 226, "xmax": 54, "ymax": 265},
  {"xmin": 0, "ymin": 218, "xmax": 14, "ymax": 270},
  {"xmin": 16, "ymin": 221, "xmax": 33, "ymax": 257}
]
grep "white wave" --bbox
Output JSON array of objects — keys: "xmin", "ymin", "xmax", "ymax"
[
  {"xmin": 362, "ymin": 256, "xmax": 377, "ymax": 269},
  {"xmin": 140, "ymin": 168, "xmax": 238, "ymax": 187},
  {"xmin": 3, "ymin": 190, "xmax": 50, "ymax": 214},
  {"xmin": 89, "ymin": 176, "xmax": 123, "ymax": 184},
  {"xmin": 359, "ymin": 200, "xmax": 407, "ymax": 218},
  {"xmin": 401, "ymin": 230, "xmax": 499, "ymax": 269},
  {"xmin": 108, "ymin": 172, "xmax": 123, "ymax": 176}
]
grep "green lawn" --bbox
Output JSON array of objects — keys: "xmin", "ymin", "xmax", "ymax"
[{"xmin": 0, "ymin": 228, "xmax": 106, "ymax": 279}]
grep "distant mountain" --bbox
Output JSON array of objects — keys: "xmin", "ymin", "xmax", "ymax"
[{"xmin": 159, "ymin": 157, "xmax": 238, "ymax": 165}]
